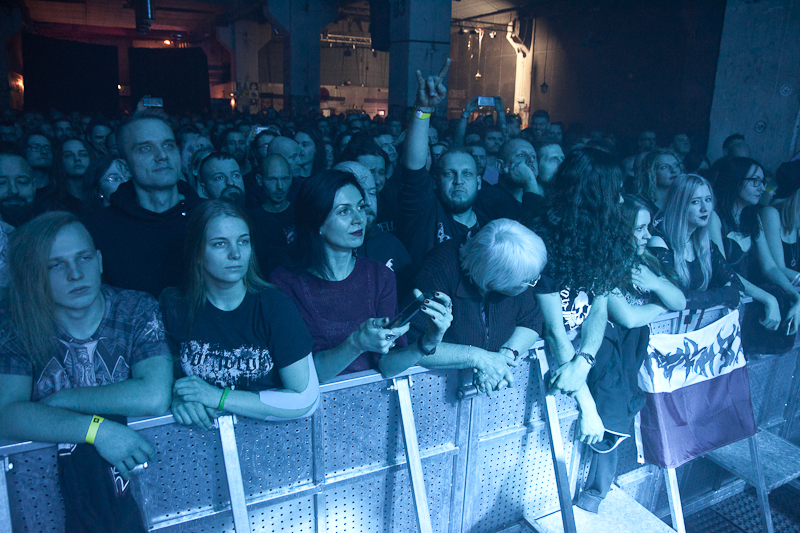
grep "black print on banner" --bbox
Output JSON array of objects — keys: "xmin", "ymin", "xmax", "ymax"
[{"xmin": 646, "ymin": 322, "xmax": 740, "ymax": 385}]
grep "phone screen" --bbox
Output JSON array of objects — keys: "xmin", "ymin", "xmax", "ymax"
[{"xmin": 386, "ymin": 292, "xmax": 433, "ymax": 329}]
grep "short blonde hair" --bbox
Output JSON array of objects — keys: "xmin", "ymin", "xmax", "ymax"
[{"xmin": 459, "ymin": 219, "xmax": 547, "ymax": 292}]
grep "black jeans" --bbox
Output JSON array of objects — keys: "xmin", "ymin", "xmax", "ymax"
[{"xmin": 576, "ymin": 440, "xmax": 619, "ymax": 513}]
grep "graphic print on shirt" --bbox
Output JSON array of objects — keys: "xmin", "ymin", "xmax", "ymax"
[
  {"xmin": 35, "ymin": 339, "xmax": 131, "ymax": 399},
  {"xmin": 561, "ymin": 288, "xmax": 592, "ymax": 332},
  {"xmin": 285, "ymin": 225, "xmax": 296, "ymax": 244},
  {"xmin": 180, "ymin": 340, "xmax": 275, "ymax": 389},
  {"xmin": 437, "ymin": 222, "xmax": 451, "ymax": 243},
  {"xmin": 142, "ymin": 309, "xmax": 167, "ymax": 342}
]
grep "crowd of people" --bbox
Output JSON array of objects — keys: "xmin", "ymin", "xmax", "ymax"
[{"xmin": 1, "ymin": 56, "xmax": 799, "ymax": 528}]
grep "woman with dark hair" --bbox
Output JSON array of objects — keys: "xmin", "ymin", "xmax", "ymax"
[
  {"xmin": 48, "ymin": 137, "xmax": 93, "ymax": 213},
  {"xmin": 648, "ymin": 174, "xmax": 742, "ymax": 309},
  {"xmin": 270, "ymin": 170, "xmax": 453, "ymax": 382},
  {"xmin": 294, "ymin": 128, "xmax": 326, "ymax": 178},
  {"xmin": 760, "ymin": 161, "xmax": 800, "ymax": 285},
  {"xmin": 710, "ymin": 157, "xmax": 800, "ymax": 349},
  {"xmin": 526, "ymin": 147, "xmax": 637, "ymax": 446},
  {"xmin": 160, "ymin": 200, "xmax": 319, "ymax": 429},
  {"xmin": 577, "ymin": 195, "xmax": 686, "ymax": 513},
  {"xmin": 83, "ymin": 155, "xmax": 131, "ymax": 209}
]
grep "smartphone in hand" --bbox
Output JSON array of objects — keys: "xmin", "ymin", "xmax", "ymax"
[{"xmin": 386, "ymin": 292, "xmax": 434, "ymax": 329}]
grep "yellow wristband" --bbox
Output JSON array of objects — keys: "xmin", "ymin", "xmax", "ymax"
[
  {"xmin": 85, "ymin": 415, "xmax": 104, "ymax": 445},
  {"xmin": 414, "ymin": 109, "xmax": 431, "ymax": 120}
]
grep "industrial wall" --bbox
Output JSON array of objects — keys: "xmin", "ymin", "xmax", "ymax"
[
  {"xmin": 708, "ymin": 0, "xmax": 800, "ymax": 170},
  {"xmin": 524, "ymin": 0, "xmax": 726, "ymax": 155}
]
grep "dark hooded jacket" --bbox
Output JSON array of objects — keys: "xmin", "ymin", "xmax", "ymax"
[{"xmin": 84, "ymin": 180, "xmax": 203, "ymax": 296}]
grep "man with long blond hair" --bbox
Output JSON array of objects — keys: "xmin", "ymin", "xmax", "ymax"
[{"xmin": 0, "ymin": 212, "xmax": 172, "ymax": 531}]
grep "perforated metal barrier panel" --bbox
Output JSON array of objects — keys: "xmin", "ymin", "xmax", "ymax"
[{"xmin": 2, "ymin": 303, "xmax": 799, "ymax": 533}]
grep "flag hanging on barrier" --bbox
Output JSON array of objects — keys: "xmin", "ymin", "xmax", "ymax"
[{"xmin": 638, "ymin": 310, "xmax": 756, "ymax": 468}]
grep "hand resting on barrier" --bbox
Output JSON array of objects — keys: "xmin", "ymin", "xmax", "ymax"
[{"xmin": 171, "ymin": 393, "xmax": 220, "ymax": 430}]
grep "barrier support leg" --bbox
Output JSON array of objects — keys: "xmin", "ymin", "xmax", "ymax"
[
  {"xmin": 780, "ymin": 349, "xmax": 800, "ymax": 440},
  {"xmin": 534, "ymin": 352, "xmax": 577, "ymax": 533},
  {"xmin": 664, "ymin": 467, "xmax": 685, "ymax": 533},
  {"xmin": 749, "ymin": 435, "xmax": 774, "ymax": 533},
  {"xmin": 0, "ymin": 457, "xmax": 12, "ymax": 533},
  {"xmin": 394, "ymin": 376, "xmax": 434, "ymax": 533},
  {"xmin": 218, "ymin": 415, "xmax": 252, "ymax": 533}
]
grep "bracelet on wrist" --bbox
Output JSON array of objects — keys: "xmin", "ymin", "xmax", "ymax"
[
  {"xmin": 499, "ymin": 346, "xmax": 519, "ymax": 361},
  {"xmin": 85, "ymin": 415, "xmax": 104, "ymax": 445},
  {"xmin": 218, "ymin": 387, "xmax": 231, "ymax": 411},
  {"xmin": 414, "ymin": 109, "xmax": 432, "ymax": 120}
]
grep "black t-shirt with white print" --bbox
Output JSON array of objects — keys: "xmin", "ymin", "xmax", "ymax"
[
  {"xmin": 161, "ymin": 288, "xmax": 312, "ymax": 392},
  {"xmin": 534, "ymin": 273, "xmax": 595, "ymax": 339}
]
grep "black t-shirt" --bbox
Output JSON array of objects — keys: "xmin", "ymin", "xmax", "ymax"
[
  {"xmin": 357, "ymin": 230, "xmax": 413, "ymax": 295},
  {"xmin": 160, "ymin": 288, "xmax": 312, "ymax": 391},
  {"xmin": 534, "ymin": 273, "xmax": 595, "ymax": 339},
  {"xmin": 399, "ymin": 166, "xmax": 490, "ymax": 267},
  {"xmin": 247, "ymin": 206, "xmax": 295, "ymax": 276},
  {"xmin": 376, "ymin": 178, "xmax": 401, "ymax": 234}
]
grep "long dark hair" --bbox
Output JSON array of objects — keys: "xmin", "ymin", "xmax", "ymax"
[
  {"xmin": 288, "ymin": 170, "xmax": 366, "ymax": 279},
  {"xmin": 712, "ymin": 156, "xmax": 762, "ymax": 239},
  {"xmin": 295, "ymin": 128, "xmax": 326, "ymax": 175},
  {"xmin": 83, "ymin": 154, "xmax": 117, "ymax": 210},
  {"xmin": 620, "ymin": 194, "xmax": 677, "ymax": 291},
  {"xmin": 8, "ymin": 212, "xmax": 82, "ymax": 368},
  {"xmin": 182, "ymin": 200, "xmax": 270, "ymax": 324},
  {"xmin": 53, "ymin": 136, "xmax": 92, "ymax": 200},
  {"xmin": 527, "ymin": 147, "xmax": 635, "ymax": 294}
]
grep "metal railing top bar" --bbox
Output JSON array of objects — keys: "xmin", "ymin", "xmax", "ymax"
[{"xmin": 0, "ymin": 302, "xmax": 747, "ymax": 458}]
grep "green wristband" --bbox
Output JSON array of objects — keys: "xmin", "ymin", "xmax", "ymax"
[{"xmin": 218, "ymin": 387, "xmax": 231, "ymax": 411}]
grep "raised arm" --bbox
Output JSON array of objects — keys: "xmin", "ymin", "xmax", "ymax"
[
  {"xmin": 454, "ymin": 97, "xmax": 479, "ymax": 147},
  {"xmin": 402, "ymin": 58, "xmax": 450, "ymax": 171}
]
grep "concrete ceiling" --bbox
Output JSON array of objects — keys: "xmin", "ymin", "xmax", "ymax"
[{"xmin": 18, "ymin": 0, "xmax": 532, "ymax": 42}]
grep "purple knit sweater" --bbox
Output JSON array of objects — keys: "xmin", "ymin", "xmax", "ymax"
[{"xmin": 270, "ymin": 257, "xmax": 404, "ymax": 374}]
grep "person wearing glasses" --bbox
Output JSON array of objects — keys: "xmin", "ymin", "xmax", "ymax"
[
  {"xmin": 407, "ymin": 218, "xmax": 546, "ymax": 393},
  {"xmin": 84, "ymin": 155, "xmax": 132, "ymax": 209},
  {"xmin": 21, "ymin": 132, "xmax": 53, "ymax": 190},
  {"xmin": 710, "ymin": 157, "xmax": 800, "ymax": 352}
]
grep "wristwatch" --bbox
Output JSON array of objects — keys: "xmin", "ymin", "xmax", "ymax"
[{"xmin": 575, "ymin": 351, "xmax": 596, "ymax": 367}]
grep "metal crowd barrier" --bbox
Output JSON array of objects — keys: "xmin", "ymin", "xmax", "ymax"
[{"xmin": 1, "ymin": 301, "xmax": 799, "ymax": 533}]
